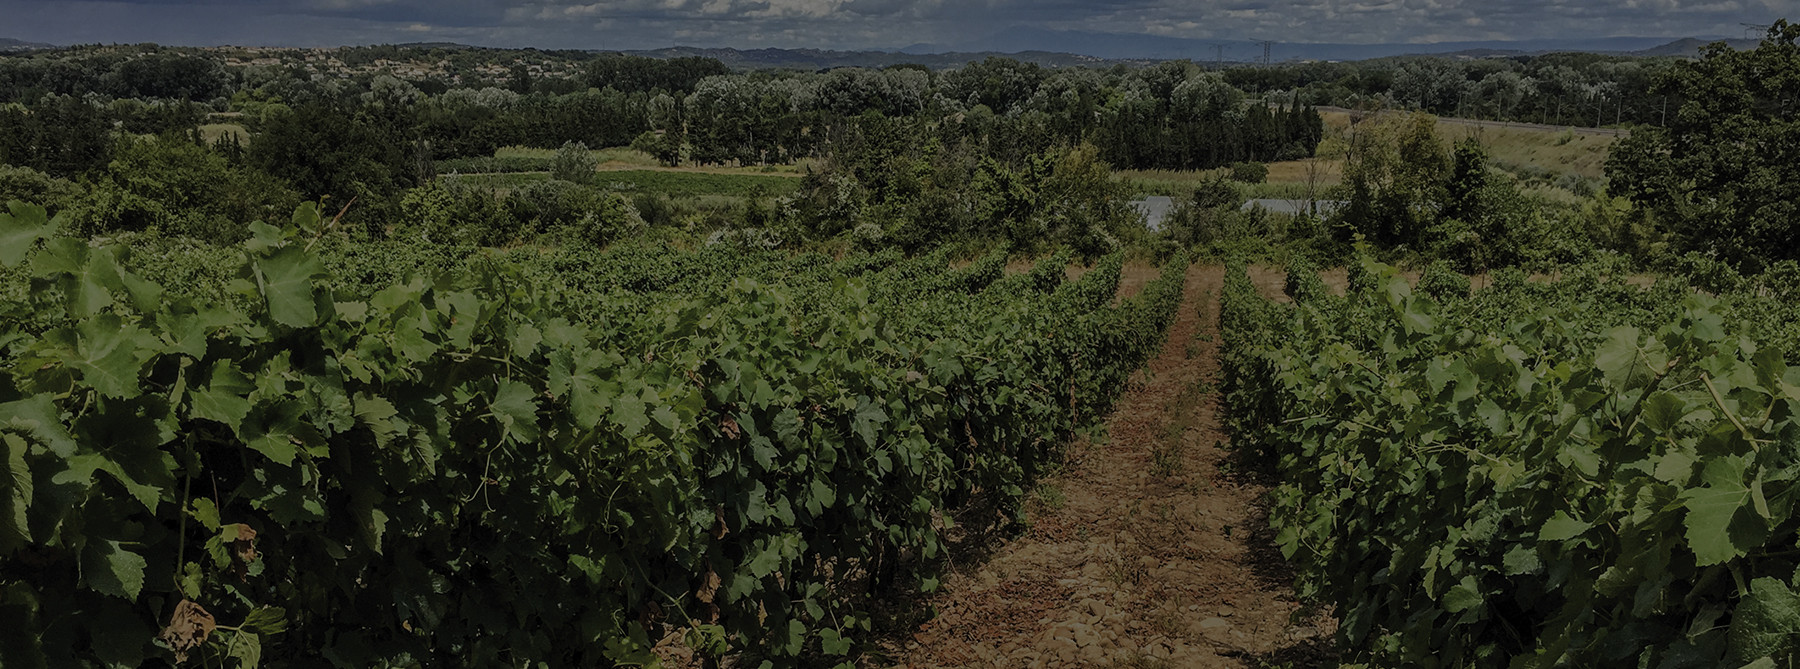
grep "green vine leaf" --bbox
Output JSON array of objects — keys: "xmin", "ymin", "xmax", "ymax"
[
  {"xmin": 1726, "ymin": 577, "xmax": 1800, "ymax": 665},
  {"xmin": 254, "ymin": 246, "xmax": 326, "ymax": 328},
  {"xmin": 0, "ymin": 201, "xmax": 58, "ymax": 267},
  {"xmin": 80, "ymin": 539, "xmax": 147, "ymax": 600},
  {"xmin": 1682, "ymin": 456, "xmax": 1755, "ymax": 566}
]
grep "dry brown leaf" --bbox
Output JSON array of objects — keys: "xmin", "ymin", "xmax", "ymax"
[
  {"xmin": 696, "ymin": 567, "xmax": 721, "ymax": 604},
  {"xmin": 158, "ymin": 599, "xmax": 216, "ymax": 663},
  {"xmin": 229, "ymin": 524, "xmax": 259, "ymax": 581}
]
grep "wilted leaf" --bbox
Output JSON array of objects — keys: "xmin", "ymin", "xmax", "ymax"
[
  {"xmin": 228, "ymin": 524, "xmax": 259, "ymax": 580},
  {"xmin": 696, "ymin": 567, "xmax": 721, "ymax": 604},
  {"xmin": 1640, "ymin": 391, "xmax": 1688, "ymax": 434},
  {"xmin": 158, "ymin": 599, "xmax": 216, "ymax": 663}
]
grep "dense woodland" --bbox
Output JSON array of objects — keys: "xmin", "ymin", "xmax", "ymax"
[
  {"xmin": 0, "ymin": 33, "xmax": 1788, "ymax": 270},
  {"xmin": 0, "ymin": 28, "xmax": 1795, "ymax": 274}
]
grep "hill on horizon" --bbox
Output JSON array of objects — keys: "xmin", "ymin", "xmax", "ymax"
[
  {"xmin": 0, "ymin": 34, "xmax": 1762, "ymax": 66},
  {"xmin": 0, "ymin": 37, "xmax": 54, "ymax": 51}
]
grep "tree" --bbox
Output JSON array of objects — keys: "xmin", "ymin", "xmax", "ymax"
[
  {"xmin": 1336, "ymin": 111, "xmax": 1448, "ymax": 247},
  {"xmin": 943, "ymin": 57, "xmax": 1046, "ymax": 114},
  {"xmin": 107, "ymin": 52, "xmax": 231, "ymax": 101},
  {"xmin": 630, "ymin": 131, "xmax": 684, "ymax": 167},
  {"xmin": 550, "ymin": 140, "xmax": 598, "ymax": 184},
  {"xmin": 0, "ymin": 95, "xmax": 113, "ymax": 177},
  {"xmin": 76, "ymin": 133, "xmax": 299, "ymax": 242},
  {"xmin": 250, "ymin": 100, "xmax": 413, "ymax": 207},
  {"xmin": 1606, "ymin": 21, "xmax": 1800, "ymax": 271}
]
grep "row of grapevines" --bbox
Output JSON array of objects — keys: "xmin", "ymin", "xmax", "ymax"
[
  {"xmin": 0, "ymin": 200, "xmax": 1190, "ymax": 669},
  {"xmin": 1221, "ymin": 255, "xmax": 1800, "ymax": 668}
]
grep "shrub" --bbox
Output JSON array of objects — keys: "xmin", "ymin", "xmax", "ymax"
[
  {"xmin": 0, "ymin": 165, "xmax": 83, "ymax": 215},
  {"xmin": 398, "ymin": 178, "xmax": 516, "ymax": 246},
  {"xmin": 550, "ymin": 141, "xmax": 598, "ymax": 184},
  {"xmin": 1229, "ymin": 161, "xmax": 1269, "ymax": 184}
]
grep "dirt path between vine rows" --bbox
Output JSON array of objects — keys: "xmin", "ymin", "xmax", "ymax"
[{"xmin": 886, "ymin": 265, "xmax": 1337, "ymax": 668}]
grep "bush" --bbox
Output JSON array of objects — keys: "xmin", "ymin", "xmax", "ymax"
[
  {"xmin": 398, "ymin": 178, "xmax": 516, "ymax": 246},
  {"xmin": 65, "ymin": 134, "xmax": 300, "ymax": 244},
  {"xmin": 550, "ymin": 141, "xmax": 598, "ymax": 184},
  {"xmin": 506, "ymin": 179, "xmax": 640, "ymax": 245},
  {"xmin": 1415, "ymin": 259, "xmax": 1470, "ymax": 301},
  {"xmin": 0, "ymin": 165, "xmax": 83, "ymax": 215},
  {"xmin": 435, "ymin": 155, "xmax": 554, "ymax": 174},
  {"xmin": 1229, "ymin": 161, "xmax": 1269, "ymax": 184}
]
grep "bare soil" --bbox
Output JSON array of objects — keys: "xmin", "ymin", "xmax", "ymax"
[{"xmin": 885, "ymin": 265, "xmax": 1336, "ymax": 668}]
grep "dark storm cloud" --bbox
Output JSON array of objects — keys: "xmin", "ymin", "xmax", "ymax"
[{"xmin": 0, "ymin": 0, "xmax": 1788, "ymax": 50}]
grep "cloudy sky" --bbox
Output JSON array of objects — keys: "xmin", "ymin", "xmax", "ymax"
[{"xmin": 0, "ymin": 0, "xmax": 1789, "ymax": 50}]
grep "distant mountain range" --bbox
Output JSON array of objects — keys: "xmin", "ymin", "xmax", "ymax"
[
  {"xmin": 0, "ymin": 37, "xmax": 53, "ymax": 51},
  {"xmin": 902, "ymin": 28, "xmax": 1756, "ymax": 62},
  {"xmin": 0, "ymin": 32, "xmax": 1760, "ymax": 65},
  {"xmin": 1631, "ymin": 37, "xmax": 1761, "ymax": 57},
  {"xmin": 616, "ymin": 34, "xmax": 1755, "ymax": 70},
  {"xmin": 618, "ymin": 46, "xmax": 1113, "ymax": 69}
]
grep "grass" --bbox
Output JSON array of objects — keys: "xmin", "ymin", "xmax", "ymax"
[
  {"xmin": 450, "ymin": 170, "xmax": 802, "ymax": 200},
  {"xmin": 591, "ymin": 146, "xmax": 662, "ymax": 167},
  {"xmin": 438, "ymin": 155, "xmax": 553, "ymax": 174},
  {"xmin": 1439, "ymin": 123, "xmax": 1615, "ymax": 179},
  {"xmin": 451, "ymin": 172, "xmax": 551, "ymax": 191},
  {"xmin": 1119, "ymin": 170, "xmax": 1208, "ymax": 197},
  {"xmin": 199, "ymin": 123, "xmax": 249, "ymax": 146},
  {"xmin": 1265, "ymin": 157, "xmax": 1342, "ymax": 185},
  {"xmin": 1120, "ymin": 171, "xmax": 1326, "ymax": 201},
  {"xmin": 594, "ymin": 170, "xmax": 803, "ymax": 198},
  {"xmin": 1320, "ymin": 110, "xmax": 1618, "ymax": 179},
  {"xmin": 492, "ymin": 145, "xmax": 563, "ymax": 160},
  {"xmin": 1131, "ymin": 110, "xmax": 1619, "ymax": 201},
  {"xmin": 1032, "ymin": 483, "xmax": 1067, "ymax": 511},
  {"xmin": 496, "ymin": 145, "xmax": 821, "ymax": 176}
]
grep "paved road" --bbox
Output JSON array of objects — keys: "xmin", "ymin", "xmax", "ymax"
[{"xmin": 1314, "ymin": 106, "xmax": 1630, "ymax": 137}]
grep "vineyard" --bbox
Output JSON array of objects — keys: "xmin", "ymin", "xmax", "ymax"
[
  {"xmin": 1222, "ymin": 255, "xmax": 1800, "ymax": 666},
  {"xmin": 0, "ymin": 200, "xmax": 1190, "ymax": 667},
  {"xmin": 12, "ymin": 185, "xmax": 1800, "ymax": 667}
]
